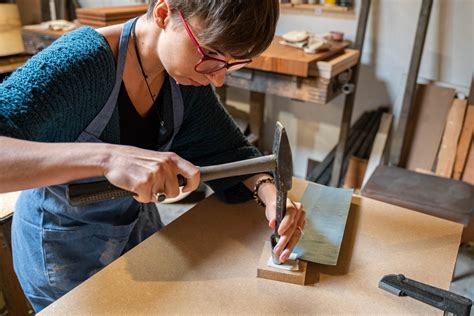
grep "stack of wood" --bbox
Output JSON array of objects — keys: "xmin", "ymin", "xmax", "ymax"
[
  {"xmin": 404, "ymin": 79, "xmax": 474, "ymax": 185},
  {"xmin": 76, "ymin": 5, "xmax": 148, "ymax": 27}
]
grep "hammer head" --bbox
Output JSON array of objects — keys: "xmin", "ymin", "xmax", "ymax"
[{"xmin": 272, "ymin": 121, "xmax": 293, "ymax": 192}]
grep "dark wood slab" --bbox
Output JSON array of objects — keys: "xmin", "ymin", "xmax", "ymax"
[{"xmin": 362, "ymin": 165, "xmax": 474, "ymax": 226}]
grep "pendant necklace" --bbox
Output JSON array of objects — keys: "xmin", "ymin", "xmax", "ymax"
[{"xmin": 132, "ymin": 21, "xmax": 167, "ymax": 136}]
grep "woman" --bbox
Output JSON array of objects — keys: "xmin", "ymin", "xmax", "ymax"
[{"xmin": 0, "ymin": 0, "xmax": 305, "ymax": 312}]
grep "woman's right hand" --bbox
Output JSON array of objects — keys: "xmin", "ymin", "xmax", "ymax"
[{"xmin": 102, "ymin": 144, "xmax": 200, "ymax": 203}]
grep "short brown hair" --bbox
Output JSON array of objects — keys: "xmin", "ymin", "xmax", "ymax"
[{"xmin": 148, "ymin": 0, "xmax": 279, "ymax": 59}]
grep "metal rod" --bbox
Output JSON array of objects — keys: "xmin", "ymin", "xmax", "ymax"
[
  {"xmin": 330, "ymin": 0, "xmax": 372, "ymax": 187},
  {"xmin": 389, "ymin": 0, "xmax": 434, "ymax": 166}
]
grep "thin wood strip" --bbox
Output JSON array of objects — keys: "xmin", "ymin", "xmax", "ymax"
[
  {"xmin": 462, "ymin": 140, "xmax": 474, "ymax": 185},
  {"xmin": 362, "ymin": 113, "xmax": 393, "ymax": 187},
  {"xmin": 435, "ymin": 98, "xmax": 468, "ymax": 177},
  {"xmin": 453, "ymin": 105, "xmax": 474, "ymax": 180}
]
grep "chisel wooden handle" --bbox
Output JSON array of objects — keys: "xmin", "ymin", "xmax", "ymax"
[{"xmin": 67, "ymin": 175, "xmax": 187, "ymax": 206}]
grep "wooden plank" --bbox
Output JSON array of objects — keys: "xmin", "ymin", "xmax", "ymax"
[
  {"xmin": 405, "ymin": 84, "xmax": 456, "ymax": 171},
  {"xmin": 343, "ymin": 157, "xmax": 368, "ymax": 189},
  {"xmin": 361, "ymin": 112, "xmax": 393, "ymax": 187},
  {"xmin": 312, "ymin": 49, "xmax": 359, "ymax": 79},
  {"xmin": 42, "ymin": 178, "xmax": 463, "ymax": 315},
  {"xmin": 0, "ymin": 192, "xmax": 19, "ymax": 222},
  {"xmin": 453, "ymin": 105, "xmax": 474, "ymax": 180},
  {"xmin": 362, "ymin": 166, "xmax": 474, "ymax": 226},
  {"xmin": 246, "ymin": 36, "xmax": 349, "ymax": 77},
  {"xmin": 462, "ymin": 140, "xmax": 474, "ymax": 185},
  {"xmin": 435, "ymin": 98, "xmax": 468, "ymax": 177},
  {"xmin": 76, "ymin": 5, "xmax": 148, "ymax": 20}
]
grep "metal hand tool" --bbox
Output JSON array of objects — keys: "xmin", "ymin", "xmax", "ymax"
[{"xmin": 379, "ymin": 274, "xmax": 472, "ymax": 316}]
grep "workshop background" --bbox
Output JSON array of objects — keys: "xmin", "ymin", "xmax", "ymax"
[{"xmin": 0, "ymin": 0, "xmax": 473, "ymax": 314}]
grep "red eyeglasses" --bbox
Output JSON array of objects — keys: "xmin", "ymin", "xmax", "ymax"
[{"xmin": 178, "ymin": 11, "xmax": 252, "ymax": 74}]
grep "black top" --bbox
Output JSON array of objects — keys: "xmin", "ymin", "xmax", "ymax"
[{"xmin": 118, "ymin": 77, "xmax": 173, "ymax": 150}]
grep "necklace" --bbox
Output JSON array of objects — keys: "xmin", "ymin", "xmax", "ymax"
[{"xmin": 131, "ymin": 20, "xmax": 167, "ymax": 136}]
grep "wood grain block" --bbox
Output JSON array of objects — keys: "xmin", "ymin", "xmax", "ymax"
[
  {"xmin": 246, "ymin": 36, "xmax": 349, "ymax": 77},
  {"xmin": 257, "ymin": 241, "xmax": 314, "ymax": 285}
]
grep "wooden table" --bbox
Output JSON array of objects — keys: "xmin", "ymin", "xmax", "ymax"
[{"xmin": 41, "ymin": 178, "xmax": 463, "ymax": 315}]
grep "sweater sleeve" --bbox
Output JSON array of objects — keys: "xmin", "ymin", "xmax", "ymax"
[
  {"xmin": 171, "ymin": 85, "xmax": 263, "ymax": 203},
  {"xmin": 0, "ymin": 27, "xmax": 115, "ymax": 142}
]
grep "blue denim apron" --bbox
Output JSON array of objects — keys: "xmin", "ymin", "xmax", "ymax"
[{"xmin": 12, "ymin": 17, "xmax": 185, "ymax": 312}]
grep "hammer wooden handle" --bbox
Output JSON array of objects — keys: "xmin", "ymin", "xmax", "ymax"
[{"xmin": 67, "ymin": 155, "xmax": 276, "ymax": 206}]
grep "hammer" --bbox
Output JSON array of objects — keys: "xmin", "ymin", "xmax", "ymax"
[{"xmin": 67, "ymin": 122, "xmax": 293, "ymax": 263}]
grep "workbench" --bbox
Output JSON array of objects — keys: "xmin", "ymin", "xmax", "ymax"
[{"xmin": 40, "ymin": 178, "xmax": 463, "ymax": 315}]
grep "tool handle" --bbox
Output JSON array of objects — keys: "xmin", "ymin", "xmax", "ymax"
[
  {"xmin": 379, "ymin": 274, "xmax": 472, "ymax": 316},
  {"xmin": 67, "ymin": 175, "xmax": 187, "ymax": 206}
]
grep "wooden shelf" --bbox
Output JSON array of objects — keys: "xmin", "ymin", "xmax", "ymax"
[{"xmin": 280, "ymin": 3, "xmax": 354, "ymax": 17}]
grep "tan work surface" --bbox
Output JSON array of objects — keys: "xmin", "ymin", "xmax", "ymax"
[
  {"xmin": 0, "ymin": 191, "xmax": 20, "ymax": 222},
  {"xmin": 42, "ymin": 178, "xmax": 462, "ymax": 315},
  {"xmin": 246, "ymin": 36, "xmax": 349, "ymax": 77}
]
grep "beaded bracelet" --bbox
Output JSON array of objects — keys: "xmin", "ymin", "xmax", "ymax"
[{"xmin": 253, "ymin": 177, "xmax": 275, "ymax": 207}]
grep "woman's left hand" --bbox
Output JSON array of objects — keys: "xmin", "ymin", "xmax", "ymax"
[{"xmin": 265, "ymin": 198, "xmax": 306, "ymax": 263}]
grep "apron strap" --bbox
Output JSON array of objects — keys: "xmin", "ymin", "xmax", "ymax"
[
  {"xmin": 158, "ymin": 77, "xmax": 185, "ymax": 152},
  {"xmin": 77, "ymin": 17, "xmax": 138, "ymax": 142}
]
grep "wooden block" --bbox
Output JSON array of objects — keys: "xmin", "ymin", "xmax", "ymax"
[
  {"xmin": 257, "ymin": 241, "xmax": 314, "ymax": 285},
  {"xmin": 453, "ymin": 105, "xmax": 474, "ymax": 180},
  {"xmin": 313, "ymin": 49, "xmax": 359, "ymax": 79},
  {"xmin": 436, "ymin": 98, "xmax": 468, "ymax": 177},
  {"xmin": 462, "ymin": 140, "xmax": 474, "ymax": 185},
  {"xmin": 245, "ymin": 36, "xmax": 349, "ymax": 77},
  {"xmin": 406, "ymin": 84, "xmax": 456, "ymax": 171},
  {"xmin": 362, "ymin": 113, "xmax": 392, "ymax": 187}
]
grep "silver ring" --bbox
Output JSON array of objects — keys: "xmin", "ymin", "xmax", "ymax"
[{"xmin": 154, "ymin": 193, "xmax": 166, "ymax": 202}]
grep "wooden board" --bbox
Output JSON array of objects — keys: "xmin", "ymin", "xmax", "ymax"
[
  {"xmin": 343, "ymin": 157, "xmax": 368, "ymax": 189},
  {"xmin": 453, "ymin": 105, "xmax": 474, "ymax": 180},
  {"xmin": 435, "ymin": 98, "xmax": 468, "ymax": 177},
  {"xmin": 0, "ymin": 54, "xmax": 30, "ymax": 74},
  {"xmin": 76, "ymin": 5, "xmax": 148, "ymax": 21},
  {"xmin": 362, "ymin": 113, "xmax": 393, "ymax": 187},
  {"xmin": 362, "ymin": 166, "xmax": 474, "ymax": 226},
  {"xmin": 462, "ymin": 140, "xmax": 474, "ymax": 185},
  {"xmin": 245, "ymin": 36, "xmax": 349, "ymax": 77},
  {"xmin": 406, "ymin": 84, "xmax": 456, "ymax": 171},
  {"xmin": 41, "ymin": 178, "xmax": 463, "ymax": 315},
  {"xmin": 313, "ymin": 49, "xmax": 359, "ymax": 79},
  {"xmin": 0, "ymin": 192, "xmax": 20, "ymax": 222}
]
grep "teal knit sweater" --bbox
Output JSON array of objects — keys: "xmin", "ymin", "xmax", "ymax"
[{"xmin": 0, "ymin": 26, "xmax": 261, "ymax": 200}]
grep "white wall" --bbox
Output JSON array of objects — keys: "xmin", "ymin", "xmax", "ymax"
[{"xmin": 227, "ymin": 0, "xmax": 473, "ymax": 177}]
